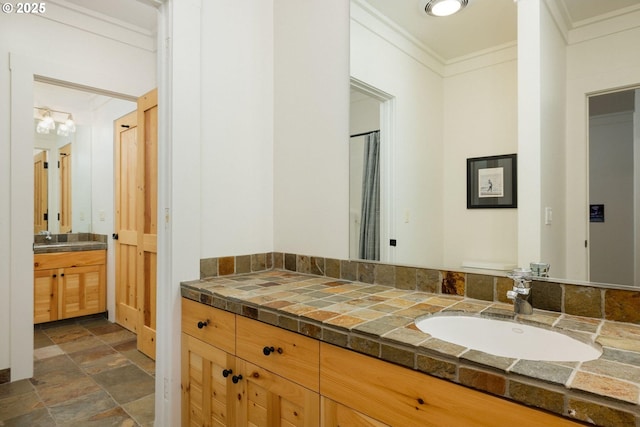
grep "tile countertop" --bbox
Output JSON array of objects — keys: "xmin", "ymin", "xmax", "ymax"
[
  {"xmin": 33, "ymin": 241, "xmax": 107, "ymax": 254},
  {"xmin": 181, "ymin": 270, "xmax": 640, "ymax": 426}
]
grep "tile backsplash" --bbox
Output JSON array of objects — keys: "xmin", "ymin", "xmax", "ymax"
[{"xmin": 199, "ymin": 252, "xmax": 640, "ymax": 324}]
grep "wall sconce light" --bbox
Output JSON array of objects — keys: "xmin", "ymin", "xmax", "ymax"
[
  {"xmin": 422, "ymin": 0, "xmax": 468, "ymax": 17},
  {"xmin": 34, "ymin": 107, "xmax": 76, "ymax": 136}
]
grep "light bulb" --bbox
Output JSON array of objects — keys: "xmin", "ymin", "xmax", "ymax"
[
  {"xmin": 57, "ymin": 123, "xmax": 70, "ymax": 136},
  {"xmin": 42, "ymin": 115, "xmax": 55, "ymax": 130},
  {"xmin": 431, "ymin": 0, "xmax": 461, "ymax": 16},
  {"xmin": 65, "ymin": 115, "xmax": 76, "ymax": 133},
  {"xmin": 424, "ymin": 0, "xmax": 467, "ymax": 17},
  {"xmin": 36, "ymin": 121, "xmax": 50, "ymax": 134}
]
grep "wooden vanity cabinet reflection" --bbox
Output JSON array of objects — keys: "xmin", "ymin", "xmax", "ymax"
[{"xmin": 34, "ymin": 250, "xmax": 106, "ymax": 323}]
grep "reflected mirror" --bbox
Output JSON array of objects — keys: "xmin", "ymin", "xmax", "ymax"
[
  {"xmin": 33, "ymin": 81, "xmax": 136, "ymax": 234},
  {"xmin": 350, "ymin": 0, "xmax": 640, "ymax": 287}
]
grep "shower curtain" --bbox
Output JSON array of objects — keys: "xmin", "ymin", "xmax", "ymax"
[{"xmin": 358, "ymin": 131, "xmax": 380, "ymax": 260}]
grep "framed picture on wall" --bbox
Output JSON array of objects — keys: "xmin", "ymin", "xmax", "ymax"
[{"xmin": 467, "ymin": 154, "xmax": 517, "ymax": 209}]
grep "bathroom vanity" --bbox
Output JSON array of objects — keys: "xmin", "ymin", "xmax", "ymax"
[
  {"xmin": 180, "ymin": 273, "xmax": 606, "ymax": 427},
  {"xmin": 33, "ymin": 237, "xmax": 107, "ymax": 324}
]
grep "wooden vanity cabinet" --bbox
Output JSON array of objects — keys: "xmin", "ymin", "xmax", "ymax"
[
  {"xmin": 181, "ymin": 298, "xmax": 237, "ymax": 427},
  {"xmin": 235, "ymin": 316, "xmax": 320, "ymax": 427},
  {"xmin": 182, "ymin": 298, "xmax": 581, "ymax": 427},
  {"xmin": 320, "ymin": 343, "xmax": 582, "ymax": 427},
  {"xmin": 181, "ymin": 298, "xmax": 320, "ymax": 427},
  {"xmin": 33, "ymin": 250, "xmax": 106, "ymax": 323},
  {"xmin": 34, "ymin": 269, "xmax": 59, "ymax": 323}
]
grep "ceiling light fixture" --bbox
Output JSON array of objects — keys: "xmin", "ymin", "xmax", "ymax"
[
  {"xmin": 34, "ymin": 107, "xmax": 76, "ymax": 136},
  {"xmin": 423, "ymin": 0, "xmax": 468, "ymax": 17}
]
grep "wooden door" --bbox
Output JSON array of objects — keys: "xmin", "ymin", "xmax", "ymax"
[
  {"xmin": 59, "ymin": 144, "xmax": 72, "ymax": 233},
  {"xmin": 115, "ymin": 110, "xmax": 139, "ymax": 333},
  {"xmin": 114, "ymin": 88, "xmax": 158, "ymax": 359},
  {"xmin": 34, "ymin": 151, "xmax": 48, "ymax": 233},
  {"xmin": 182, "ymin": 333, "xmax": 237, "ymax": 427},
  {"xmin": 235, "ymin": 359, "xmax": 320, "ymax": 427},
  {"xmin": 138, "ymin": 88, "xmax": 158, "ymax": 359}
]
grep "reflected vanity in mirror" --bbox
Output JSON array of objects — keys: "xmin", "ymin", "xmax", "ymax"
[
  {"xmin": 350, "ymin": 0, "xmax": 640, "ymax": 288},
  {"xmin": 32, "ymin": 80, "xmax": 136, "ymax": 236}
]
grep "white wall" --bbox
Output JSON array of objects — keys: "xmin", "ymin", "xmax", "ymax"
[
  {"xmin": 72, "ymin": 126, "xmax": 92, "ymax": 233},
  {"xmin": 0, "ymin": 9, "xmax": 155, "ymax": 379},
  {"xmin": 516, "ymin": 0, "xmax": 568, "ymax": 276},
  {"xmin": 442, "ymin": 58, "xmax": 518, "ymax": 270},
  {"xmin": 565, "ymin": 17, "xmax": 640, "ymax": 281},
  {"xmin": 539, "ymin": 1, "xmax": 567, "ymax": 277},
  {"xmin": 273, "ymin": 0, "xmax": 350, "ymax": 259},
  {"xmin": 199, "ymin": 0, "xmax": 274, "ymax": 258},
  {"xmin": 517, "ymin": 0, "xmax": 543, "ymax": 270}
]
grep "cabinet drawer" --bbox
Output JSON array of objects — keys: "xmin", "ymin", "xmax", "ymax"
[
  {"xmin": 236, "ymin": 316, "xmax": 319, "ymax": 391},
  {"xmin": 182, "ymin": 298, "xmax": 236, "ymax": 354},
  {"xmin": 34, "ymin": 250, "xmax": 106, "ymax": 270}
]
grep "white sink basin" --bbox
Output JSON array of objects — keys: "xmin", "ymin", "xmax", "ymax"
[{"xmin": 415, "ymin": 314, "xmax": 601, "ymax": 362}]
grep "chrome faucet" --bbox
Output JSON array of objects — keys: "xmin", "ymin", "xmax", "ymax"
[
  {"xmin": 506, "ymin": 268, "xmax": 533, "ymax": 315},
  {"xmin": 39, "ymin": 230, "xmax": 52, "ymax": 241}
]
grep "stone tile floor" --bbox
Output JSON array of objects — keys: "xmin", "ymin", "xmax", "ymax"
[{"xmin": 0, "ymin": 315, "xmax": 155, "ymax": 426}]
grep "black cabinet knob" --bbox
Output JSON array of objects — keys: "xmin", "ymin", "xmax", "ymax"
[
  {"xmin": 222, "ymin": 369, "xmax": 233, "ymax": 378},
  {"xmin": 197, "ymin": 320, "xmax": 209, "ymax": 329},
  {"xmin": 263, "ymin": 346, "xmax": 275, "ymax": 355},
  {"xmin": 263, "ymin": 346, "xmax": 283, "ymax": 356},
  {"xmin": 232, "ymin": 374, "xmax": 243, "ymax": 384}
]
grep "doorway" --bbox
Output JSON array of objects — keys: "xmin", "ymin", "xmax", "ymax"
[
  {"xmin": 349, "ymin": 78, "xmax": 395, "ymax": 264},
  {"xmin": 588, "ymin": 88, "xmax": 640, "ymax": 285}
]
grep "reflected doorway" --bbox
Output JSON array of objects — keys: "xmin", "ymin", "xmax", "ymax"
[
  {"xmin": 588, "ymin": 88, "xmax": 640, "ymax": 285},
  {"xmin": 349, "ymin": 79, "xmax": 395, "ymax": 263}
]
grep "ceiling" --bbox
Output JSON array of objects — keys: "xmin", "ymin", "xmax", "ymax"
[
  {"xmin": 360, "ymin": 0, "xmax": 640, "ymax": 62},
  {"xmin": 33, "ymin": 81, "xmax": 135, "ymax": 126},
  {"xmin": 60, "ymin": 0, "xmax": 157, "ymax": 33},
  {"xmin": 50, "ymin": 0, "xmax": 640, "ymax": 63}
]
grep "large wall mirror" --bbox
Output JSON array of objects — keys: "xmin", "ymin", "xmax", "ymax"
[
  {"xmin": 350, "ymin": 0, "xmax": 640, "ymax": 288},
  {"xmin": 33, "ymin": 80, "xmax": 136, "ymax": 235}
]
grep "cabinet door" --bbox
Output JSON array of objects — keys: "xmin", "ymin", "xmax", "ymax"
[
  {"xmin": 320, "ymin": 343, "xmax": 582, "ymax": 427},
  {"xmin": 321, "ymin": 397, "xmax": 389, "ymax": 427},
  {"xmin": 182, "ymin": 333, "xmax": 236, "ymax": 427},
  {"xmin": 59, "ymin": 264, "xmax": 106, "ymax": 319},
  {"xmin": 34, "ymin": 269, "xmax": 58, "ymax": 323},
  {"xmin": 235, "ymin": 359, "xmax": 319, "ymax": 427}
]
